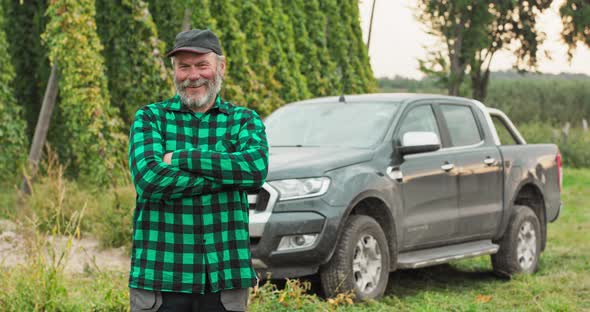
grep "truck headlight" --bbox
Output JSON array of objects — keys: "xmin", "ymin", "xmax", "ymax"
[{"xmin": 268, "ymin": 177, "xmax": 330, "ymax": 201}]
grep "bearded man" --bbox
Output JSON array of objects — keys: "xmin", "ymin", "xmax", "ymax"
[{"xmin": 127, "ymin": 29, "xmax": 269, "ymax": 312}]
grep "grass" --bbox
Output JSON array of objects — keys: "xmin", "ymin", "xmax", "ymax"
[{"xmin": 0, "ymin": 167, "xmax": 588, "ymax": 311}]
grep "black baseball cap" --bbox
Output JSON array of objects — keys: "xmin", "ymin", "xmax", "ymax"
[{"xmin": 165, "ymin": 29, "xmax": 223, "ymax": 57}]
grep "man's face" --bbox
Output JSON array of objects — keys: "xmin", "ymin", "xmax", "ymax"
[{"xmin": 173, "ymin": 51, "xmax": 225, "ymax": 110}]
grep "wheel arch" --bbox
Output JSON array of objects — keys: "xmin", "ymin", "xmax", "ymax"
[
  {"xmin": 501, "ymin": 181, "xmax": 547, "ymax": 251},
  {"xmin": 326, "ymin": 190, "xmax": 398, "ymax": 271}
]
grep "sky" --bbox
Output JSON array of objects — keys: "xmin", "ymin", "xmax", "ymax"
[{"xmin": 358, "ymin": 0, "xmax": 590, "ymax": 79}]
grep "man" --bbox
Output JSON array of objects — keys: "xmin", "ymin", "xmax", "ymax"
[{"xmin": 128, "ymin": 29, "xmax": 269, "ymax": 312}]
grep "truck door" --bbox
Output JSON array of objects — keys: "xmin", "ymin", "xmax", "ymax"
[
  {"xmin": 395, "ymin": 104, "xmax": 459, "ymax": 248},
  {"xmin": 437, "ymin": 104, "xmax": 503, "ymax": 238}
]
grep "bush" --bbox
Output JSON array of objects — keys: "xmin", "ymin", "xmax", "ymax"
[
  {"xmin": 516, "ymin": 122, "xmax": 590, "ymax": 168},
  {"xmin": 248, "ymin": 279, "xmax": 354, "ymax": 312},
  {"xmin": 18, "ymin": 148, "xmax": 135, "ymax": 250},
  {"xmin": 0, "ymin": 256, "xmax": 128, "ymax": 311}
]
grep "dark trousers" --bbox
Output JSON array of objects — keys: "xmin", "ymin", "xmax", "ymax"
[
  {"xmin": 130, "ymin": 287, "xmax": 247, "ymax": 312},
  {"xmin": 158, "ymin": 291, "xmax": 228, "ymax": 312}
]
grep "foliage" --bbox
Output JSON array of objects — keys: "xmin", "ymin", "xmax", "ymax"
[
  {"xmin": 43, "ymin": 0, "xmax": 125, "ymax": 186},
  {"xmin": 0, "ymin": 0, "xmax": 378, "ymax": 184},
  {"xmin": 255, "ymin": 0, "xmax": 311, "ymax": 104},
  {"xmin": 146, "ymin": 0, "xmax": 185, "ymax": 50},
  {"xmin": 2, "ymin": 0, "xmax": 50, "ymax": 135},
  {"xmin": 341, "ymin": 0, "xmax": 377, "ymax": 93},
  {"xmin": 485, "ymin": 78, "xmax": 590, "ymax": 125},
  {"xmin": 416, "ymin": 0, "xmax": 551, "ymax": 100},
  {"xmin": 209, "ymin": 1, "xmax": 257, "ymax": 111},
  {"xmin": 323, "ymin": 0, "xmax": 377, "ymax": 95},
  {"xmin": 517, "ymin": 122, "xmax": 590, "ymax": 168},
  {"xmin": 0, "ymin": 197, "xmax": 129, "ymax": 311},
  {"xmin": 96, "ymin": 0, "xmax": 174, "ymax": 127},
  {"xmin": 378, "ymin": 74, "xmax": 590, "ymax": 126},
  {"xmin": 560, "ymin": 0, "xmax": 590, "ymax": 59},
  {"xmin": 236, "ymin": 0, "xmax": 282, "ymax": 116},
  {"xmin": 249, "ymin": 279, "xmax": 354, "ymax": 311},
  {"xmin": 283, "ymin": 0, "xmax": 334, "ymax": 98},
  {"xmin": 0, "ymin": 1, "xmax": 28, "ymax": 183},
  {"xmin": 378, "ymin": 75, "xmax": 443, "ymax": 93},
  {"xmin": 300, "ymin": 0, "xmax": 340, "ymax": 97},
  {"xmin": 17, "ymin": 148, "xmax": 135, "ymax": 249}
]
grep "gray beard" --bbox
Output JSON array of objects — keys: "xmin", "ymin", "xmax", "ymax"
[{"xmin": 175, "ymin": 70, "xmax": 223, "ymax": 110}]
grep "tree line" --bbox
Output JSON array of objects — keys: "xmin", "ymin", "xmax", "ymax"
[
  {"xmin": 0, "ymin": 0, "xmax": 376, "ymax": 185},
  {"xmin": 416, "ymin": 0, "xmax": 590, "ymax": 102},
  {"xmin": 378, "ymin": 73, "xmax": 590, "ymax": 126}
]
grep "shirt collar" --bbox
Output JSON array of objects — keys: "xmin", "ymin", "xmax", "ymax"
[{"xmin": 165, "ymin": 94, "xmax": 230, "ymax": 115}]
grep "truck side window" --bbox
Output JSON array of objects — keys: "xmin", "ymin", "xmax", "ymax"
[
  {"xmin": 398, "ymin": 105, "xmax": 440, "ymax": 142},
  {"xmin": 491, "ymin": 115, "xmax": 518, "ymax": 145},
  {"xmin": 440, "ymin": 105, "xmax": 482, "ymax": 147}
]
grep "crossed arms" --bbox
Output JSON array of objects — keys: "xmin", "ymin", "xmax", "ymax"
[{"xmin": 128, "ymin": 107, "xmax": 269, "ymax": 201}]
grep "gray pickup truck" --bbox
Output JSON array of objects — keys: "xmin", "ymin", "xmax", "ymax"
[{"xmin": 248, "ymin": 93, "xmax": 562, "ymax": 300}]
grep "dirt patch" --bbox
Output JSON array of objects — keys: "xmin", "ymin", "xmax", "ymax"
[{"xmin": 0, "ymin": 219, "xmax": 129, "ymax": 274}]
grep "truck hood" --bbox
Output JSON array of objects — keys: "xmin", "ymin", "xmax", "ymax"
[{"xmin": 266, "ymin": 146, "xmax": 374, "ymax": 181}]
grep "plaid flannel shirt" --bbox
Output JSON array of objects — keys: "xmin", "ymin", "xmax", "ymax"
[{"xmin": 128, "ymin": 94, "xmax": 268, "ymax": 293}]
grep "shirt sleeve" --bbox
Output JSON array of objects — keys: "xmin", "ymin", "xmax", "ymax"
[
  {"xmin": 170, "ymin": 111, "xmax": 269, "ymax": 190},
  {"xmin": 129, "ymin": 107, "xmax": 225, "ymax": 201}
]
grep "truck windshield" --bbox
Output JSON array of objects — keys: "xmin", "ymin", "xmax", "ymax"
[{"xmin": 265, "ymin": 102, "xmax": 399, "ymax": 148}]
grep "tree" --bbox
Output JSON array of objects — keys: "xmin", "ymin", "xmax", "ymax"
[
  {"xmin": 3, "ymin": 0, "xmax": 50, "ymax": 136},
  {"xmin": 416, "ymin": 1, "xmax": 551, "ymax": 100},
  {"xmin": 43, "ymin": 0, "xmax": 124, "ymax": 185},
  {"xmin": 341, "ymin": 0, "xmax": 377, "ymax": 93},
  {"xmin": 0, "ymin": 1, "xmax": 28, "ymax": 181},
  {"xmin": 560, "ymin": 0, "xmax": 590, "ymax": 60},
  {"xmin": 324, "ymin": 0, "xmax": 376, "ymax": 95},
  {"xmin": 301, "ymin": 0, "xmax": 339, "ymax": 96},
  {"xmin": 283, "ymin": 0, "xmax": 334, "ymax": 97},
  {"xmin": 146, "ymin": 0, "xmax": 185, "ymax": 49},
  {"xmin": 469, "ymin": 1, "xmax": 551, "ymax": 101},
  {"xmin": 96, "ymin": 0, "xmax": 173, "ymax": 127},
  {"xmin": 189, "ymin": 0, "xmax": 215, "ymax": 30},
  {"xmin": 236, "ymin": 0, "xmax": 282, "ymax": 115},
  {"xmin": 209, "ymin": 1, "xmax": 256, "ymax": 110},
  {"xmin": 257, "ymin": 0, "xmax": 310, "ymax": 103}
]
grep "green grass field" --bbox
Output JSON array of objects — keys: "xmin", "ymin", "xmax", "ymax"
[{"xmin": 0, "ymin": 168, "xmax": 588, "ymax": 311}]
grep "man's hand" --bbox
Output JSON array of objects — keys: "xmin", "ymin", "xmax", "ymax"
[{"xmin": 163, "ymin": 152, "xmax": 172, "ymax": 164}]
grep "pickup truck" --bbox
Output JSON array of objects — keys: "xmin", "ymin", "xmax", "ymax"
[{"xmin": 248, "ymin": 93, "xmax": 562, "ymax": 300}]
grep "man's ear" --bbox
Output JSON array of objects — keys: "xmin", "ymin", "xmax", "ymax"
[{"xmin": 219, "ymin": 58, "xmax": 226, "ymax": 76}]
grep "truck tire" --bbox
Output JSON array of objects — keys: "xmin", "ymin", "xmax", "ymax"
[
  {"xmin": 492, "ymin": 205, "xmax": 541, "ymax": 277},
  {"xmin": 320, "ymin": 215, "xmax": 389, "ymax": 301}
]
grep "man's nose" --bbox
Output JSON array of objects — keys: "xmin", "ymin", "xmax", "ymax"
[{"xmin": 187, "ymin": 67, "xmax": 200, "ymax": 80}]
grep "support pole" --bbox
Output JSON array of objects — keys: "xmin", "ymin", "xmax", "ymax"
[{"xmin": 20, "ymin": 63, "xmax": 59, "ymax": 195}]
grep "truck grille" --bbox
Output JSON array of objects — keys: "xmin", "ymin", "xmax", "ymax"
[{"xmin": 248, "ymin": 188, "xmax": 270, "ymax": 211}]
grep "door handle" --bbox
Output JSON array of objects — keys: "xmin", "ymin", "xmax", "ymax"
[
  {"xmin": 441, "ymin": 162, "xmax": 454, "ymax": 171},
  {"xmin": 484, "ymin": 157, "xmax": 496, "ymax": 166}
]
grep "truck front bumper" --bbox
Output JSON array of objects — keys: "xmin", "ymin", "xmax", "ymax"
[{"xmin": 248, "ymin": 184, "xmax": 345, "ymax": 279}]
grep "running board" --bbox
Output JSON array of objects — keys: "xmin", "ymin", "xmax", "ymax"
[{"xmin": 397, "ymin": 240, "xmax": 499, "ymax": 269}]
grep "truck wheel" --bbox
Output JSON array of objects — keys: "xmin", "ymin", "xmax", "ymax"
[
  {"xmin": 492, "ymin": 205, "xmax": 541, "ymax": 277},
  {"xmin": 320, "ymin": 215, "xmax": 389, "ymax": 301}
]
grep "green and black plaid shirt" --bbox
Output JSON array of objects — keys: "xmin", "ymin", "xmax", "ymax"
[{"xmin": 128, "ymin": 94, "xmax": 268, "ymax": 293}]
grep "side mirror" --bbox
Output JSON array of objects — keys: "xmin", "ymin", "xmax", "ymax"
[{"xmin": 398, "ymin": 131, "xmax": 441, "ymax": 155}]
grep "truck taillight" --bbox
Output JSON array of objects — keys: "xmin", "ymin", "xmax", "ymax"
[{"xmin": 556, "ymin": 152, "xmax": 562, "ymax": 192}]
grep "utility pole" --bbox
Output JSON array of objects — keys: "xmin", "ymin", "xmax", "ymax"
[
  {"xmin": 367, "ymin": 0, "xmax": 377, "ymax": 49},
  {"xmin": 182, "ymin": 8, "xmax": 191, "ymax": 31}
]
